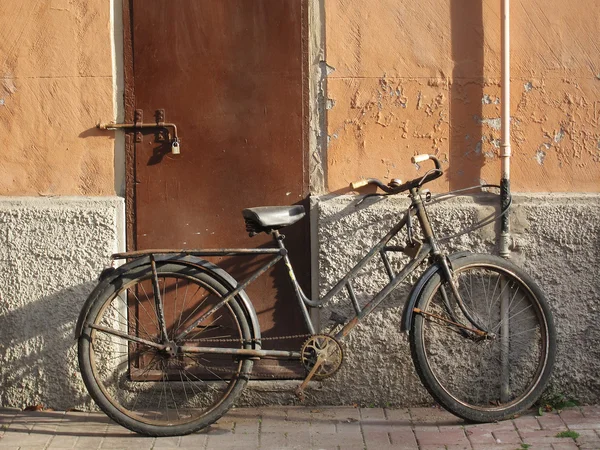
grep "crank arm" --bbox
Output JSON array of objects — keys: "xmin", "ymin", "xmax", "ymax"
[{"xmin": 295, "ymin": 354, "xmax": 325, "ymax": 401}]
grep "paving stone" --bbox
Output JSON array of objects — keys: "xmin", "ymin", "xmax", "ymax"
[
  {"xmin": 359, "ymin": 408, "xmax": 386, "ymax": 421},
  {"xmin": 312, "ymin": 431, "xmax": 364, "ymax": 448},
  {"xmin": 465, "ymin": 421, "xmax": 515, "ymax": 433},
  {"xmin": 361, "ymin": 429, "xmax": 391, "ymax": 446},
  {"xmin": 491, "ymin": 429, "xmax": 521, "ymax": 444},
  {"xmin": 464, "ymin": 426, "xmax": 497, "ymax": 445},
  {"xmin": 361, "ymin": 419, "xmax": 393, "ymax": 433},
  {"xmin": 260, "ymin": 431, "xmax": 310, "ymax": 449},
  {"xmin": 179, "ymin": 432, "xmax": 208, "ymax": 447},
  {"xmin": 512, "ymin": 414, "xmax": 541, "ymax": 431},
  {"xmin": 575, "ymin": 429, "xmax": 600, "ymax": 445},
  {"xmin": 233, "ymin": 417, "xmax": 260, "ymax": 434},
  {"xmin": 74, "ymin": 436, "xmax": 105, "ymax": 449},
  {"xmin": 579, "ymin": 444, "xmax": 600, "ymax": 450},
  {"xmin": 152, "ymin": 436, "xmax": 181, "ymax": 448},
  {"xmin": 409, "ymin": 407, "xmax": 460, "ymax": 425},
  {"xmin": 311, "ymin": 406, "xmax": 361, "ymax": 423},
  {"xmin": 558, "ymin": 408, "xmax": 584, "ymax": 421},
  {"xmin": 551, "ymin": 441, "xmax": 579, "ymax": 450},
  {"xmin": 47, "ymin": 434, "xmax": 80, "ymax": 448},
  {"xmin": 580, "ymin": 405, "xmax": 600, "ymax": 418},
  {"xmin": 561, "ymin": 418, "xmax": 600, "ymax": 430},
  {"xmin": 537, "ymin": 413, "xmax": 568, "ymax": 430},
  {"xmin": 0, "ymin": 431, "xmax": 53, "ymax": 447},
  {"xmin": 388, "ymin": 429, "xmax": 418, "ymax": 449},
  {"xmin": 384, "ymin": 408, "xmax": 411, "ymax": 422},
  {"xmin": 471, "ymin": 445, "xmax": 525, "ymax": 450},
  {"xmin": 208, "ymin": 431, "xmax": 258, "ymax": 449},
  {"xmin": 100, "ymin": 435, "xmax": 155, "ymax": 448},
  {"xmin": 13, "ymin": 447, "xmax": 50, "ymax": 450},
  {"xmin": 519, "ymin": 429, "xmax": 568, "ymax": 444},
  {"xmin": 1, "ymin": 405, "xmax": 599, "ymax": 450},
  {"xmin": 339, "ymin": 444, "xmax": 367, "ymax": 450},
  {"xmin": 309, "ymin": 419, "xmax": 337, "ymax": 434},
  {"xmin": 413, "ymin": 424, "xmax": 438, "ymax": 433},
  {"xmin": 415, "ymin": 428, "xmax": 469, "ymax": 446},
  {"xmin": 285, "ymin": 406, "xmax": 313, "ymax": 422}
]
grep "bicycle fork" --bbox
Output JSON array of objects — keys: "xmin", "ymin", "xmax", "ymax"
[{"xmin": 418, "ymin": 256, "xmax": 490, "ymax": 339}]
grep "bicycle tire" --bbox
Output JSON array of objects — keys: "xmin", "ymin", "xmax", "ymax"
[
  {"xmin": 410, "ymin": 254, "xmax": 556, "ymax": 422},
  {"xmin": 78, "ymin": 263, "xmax": 254, "ymax": 436}
]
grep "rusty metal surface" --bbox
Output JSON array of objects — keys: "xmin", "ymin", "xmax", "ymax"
[
  {"xmin": 112, "ymin": 248, "xmax": 282, "ymax": 260},
  {"xmin": 128, "ymin": 0, "xmax": 309, "ymax": 376}
]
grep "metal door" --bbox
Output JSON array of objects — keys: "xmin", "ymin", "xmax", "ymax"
[{"xmin": 124, "ymin": 0, "xmax": 310, "ymax": 377}]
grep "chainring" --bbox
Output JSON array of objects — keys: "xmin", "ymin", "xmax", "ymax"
[{"xmin": 300, "ymin": 334, "xmax": 343, "ymax": 380}]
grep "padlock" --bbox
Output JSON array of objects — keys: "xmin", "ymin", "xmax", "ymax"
[{"xmin": 171, "ymin": 138, "xmax": 181, "ymax": 155}]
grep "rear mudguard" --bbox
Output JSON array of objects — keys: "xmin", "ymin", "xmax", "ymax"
[
  {"xmin": 74, "ymin": 254, "xmax": 261, "ymax": 348},
  {"xmin": 400, "ymin": 251, "xmax": 471, "ymax": 333}
]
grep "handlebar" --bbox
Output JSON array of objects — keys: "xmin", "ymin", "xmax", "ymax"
[{"xmin": 351, "ymin": 154, "xmax": 443, "ymax": 194}]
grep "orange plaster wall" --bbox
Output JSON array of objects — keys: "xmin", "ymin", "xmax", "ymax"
[
  {"xmin": 325, "ymin": 0, "xmax": 600, "ymax": 193},
  {"xmin": 0, "ymin": 0, "xmax": 114, "ymax": 196}
]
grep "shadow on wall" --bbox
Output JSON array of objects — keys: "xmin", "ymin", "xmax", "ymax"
[
  {"xmin": 0, "ymin": 282, "xmax": 95, "ymax": 410},
  {"xmin": 449, "ymin": 0, "xmax": 486, "ymax": 189}
]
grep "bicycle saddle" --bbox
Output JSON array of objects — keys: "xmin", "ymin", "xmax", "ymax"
[{"xmin": 242, "ymin": 205, "xmax": 305, "ymax": 235}]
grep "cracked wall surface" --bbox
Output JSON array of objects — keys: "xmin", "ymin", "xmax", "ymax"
[
  {"xmin": 324, "ymin": 0, "xmax": 600, "ymax": 192},
  {"xmin": 0, "ymin": 0, "xmax": 114, "ymax": 195}
]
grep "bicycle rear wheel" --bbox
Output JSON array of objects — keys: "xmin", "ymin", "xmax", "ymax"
[
  {"xmin": 410, "ymin": 254, "xmax": 555, "ymax": 422},
  {"xmin": 78, "ymin": 263, "xmax": 254, "ymax": 436}
]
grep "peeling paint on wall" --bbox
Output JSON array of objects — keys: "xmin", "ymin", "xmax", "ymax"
[{"xmin": 324, "ymin": 0, "xmax": 600, "ymax": 192}]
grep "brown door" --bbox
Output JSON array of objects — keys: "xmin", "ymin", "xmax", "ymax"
[{"xmin": 125, "ymin": 0, "xmax": 310, "ymax": 377}]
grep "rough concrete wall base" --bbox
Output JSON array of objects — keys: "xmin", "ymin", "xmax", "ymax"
[
  {"xmin": 0, "ymin": 197, "xmax": 123, "ymax": 410},
  {"xmin": 0, "ymin": 194, "xmax": 597, "ymax": 411}
]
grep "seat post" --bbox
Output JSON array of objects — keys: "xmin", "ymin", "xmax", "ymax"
[
  {"xmin": 272, "ymin": 229, "xmax": 285, "ymax": 244},
  {"xmin": 271, "ymin": 230, "xmax": 315, "ymax": 334}
]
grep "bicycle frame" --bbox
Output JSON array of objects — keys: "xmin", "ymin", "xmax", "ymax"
[{"xmin": 110, "ymin": 187, "xmax": 446, "ymax": 360}]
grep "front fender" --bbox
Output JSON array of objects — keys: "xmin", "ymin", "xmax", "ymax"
[
  {"xmin": 400, "ymin": 251, "xmax": 471, "ymax": 333},
  {"xmin": 75, "ymin": 255, "xmax": 261, "ymax": 347}
]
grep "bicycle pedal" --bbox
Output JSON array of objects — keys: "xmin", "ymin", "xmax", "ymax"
[{"xmin": 294, "ymin": 386, "xmax": 306, "ymax": 402}]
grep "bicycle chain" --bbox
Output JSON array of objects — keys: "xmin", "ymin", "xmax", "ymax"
[
  {"xmin": 181, "ymin": 333, "xmax": 313, "ymax": 379},
  {"xmin": 184, "ymin": 333, "xmax": 312, "ymax": 344}
]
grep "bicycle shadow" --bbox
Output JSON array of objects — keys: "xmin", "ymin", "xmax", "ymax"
[{"xmin": 0, "ymin": 282, "xmax": 97, "ymax": 411}]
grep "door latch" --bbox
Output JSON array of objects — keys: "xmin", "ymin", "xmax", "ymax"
[{"xmin": 98, "ymin": 109, "xmax": 181, "ymax": 154}]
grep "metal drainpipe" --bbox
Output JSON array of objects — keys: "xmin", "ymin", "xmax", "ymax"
[
  {"xmin": 499, "ymin": 0, "xmax": 511, "ymax": 258},
  {"xmin": 499, "ymin": 0, "xmax": 512, "ymax": 403}
]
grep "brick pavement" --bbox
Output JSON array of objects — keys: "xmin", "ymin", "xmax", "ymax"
[{"xmin": 0, "ymin": 405, "xmax": 599, "ymax": 450}]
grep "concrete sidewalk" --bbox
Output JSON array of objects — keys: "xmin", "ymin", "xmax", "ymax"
[{"xmin": 1, "ymin": 405, "xmax": 599, "ymax": 450}]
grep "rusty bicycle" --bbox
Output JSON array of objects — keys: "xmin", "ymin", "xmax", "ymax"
[{"xmin": 76, "ymin": 154, "xmax": 556, "ymax": 436}]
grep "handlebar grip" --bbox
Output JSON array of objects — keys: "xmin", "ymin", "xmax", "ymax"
[
  {"xmin": 351, "ymin": 179, "xmax": 370, "ymax": 189},
  {"xmin": 411, "ymin": 154, "xmax": 430, "ymax": 164}
]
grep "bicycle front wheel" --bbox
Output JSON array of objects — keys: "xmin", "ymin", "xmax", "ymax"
[
  {"xmin": 410, "ymin": 254, "xmax": 555, "ymax": 422},
  {"xmin": 78, "ymin": 263, "xmax": 254, "ymax": 436}
]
